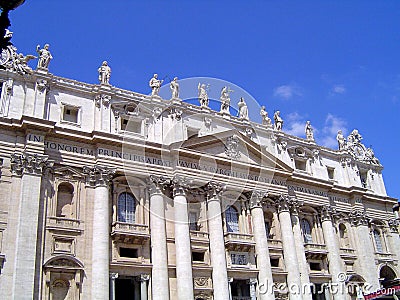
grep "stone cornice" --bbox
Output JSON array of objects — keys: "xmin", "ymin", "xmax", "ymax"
[
  {"xmin": 83, "ymin": 165, "xmax": 115, "ymax": 187},
  {"xmin": 10, "ymin": 153, "xmax": 54, "ymax": 176}
]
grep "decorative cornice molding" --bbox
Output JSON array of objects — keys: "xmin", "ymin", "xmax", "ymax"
[
  {"xmin": 83, "ymin": 165, "xmax": 115, "ymax": 187},
  {"xmin": 10, "ymin": 153, "xmax": 53, "ymax": 176}
]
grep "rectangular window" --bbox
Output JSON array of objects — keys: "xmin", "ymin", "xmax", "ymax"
[
  {"xmin": 310, "ymin": 262, "xmax": 321, "ymax": 271},
  {"xmin": 231, "ymin": 252, "xmax": 248, "ymax": 265},
  {"xmin": 192, "ymin": 251, "xmax": 205, "ymax": 262},
  {"xmin": 270, "ymin": 258, "xmax": 280, "ymax": 267},
  {"xmin": 61, "ymin": 105, "xmax": 80, "ymax": 124},
  {"xmin": 327, "ymin": 167, "xmax": 335, "ymax": 180},
  {"xmin": 295, "ymin": 159, "xmax": 307, "ymax": 171},
  {"xmin": 120, "ymin": 118, "xmax": 141, "ymax": 133},
  {"xmin": 189, "ymin": 212, "xmax": 198, "ymax": 231},
  {"xmin": 119, "ymin": 247, "xmax": 138, "ymax": 258}
]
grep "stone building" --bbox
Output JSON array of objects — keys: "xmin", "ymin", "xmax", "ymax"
[{"xmin": 0, "ymin": 44, "xmax": 398, "ymax": 300}]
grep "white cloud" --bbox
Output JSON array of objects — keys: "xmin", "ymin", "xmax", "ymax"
[
  {"xmin": 285, "ymin": 112, "xmax": 307, "ymax": 136},
  {"xmin": 332, "ymin": 84, "xmax": 346, "ymax": 94},
  {"xmin": 273, "ymin": 84, "xmax": 302, "ymax": 100},
  {"xmin": 319, "ymin": 114, "xmax": 348, "ymax": 148}
]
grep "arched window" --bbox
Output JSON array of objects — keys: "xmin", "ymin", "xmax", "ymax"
[
  {"xmin": 338, "ymin": 223, "xmax": 350, "ymax": 248},
  {"xmin": 373, "ymin": 229, "xmax": 383, "ymax": 253},
  {"xmin": 118, "ymin": 192, "xmax": 136, "ymax": 223},
  {"xmin": 301, "ymin": 219, "xmax": 313, "ymax": 243},
  {"xmin": 226, "ymin": 206, "xmax": 239, "ymax": 233},
  {"xmin": 56, "ymin": 183, "xmax": 74, "ymax": 218}
]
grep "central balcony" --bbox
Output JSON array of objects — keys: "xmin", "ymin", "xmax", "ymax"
[
  {"xmin": 304, "ymin": 243, "xmax": 328, "ymax": 259},
  {"xmin": 224, "ymin": 232, "xmax": 255, "ymax": 251},
  {"xmin": 46, "ymin": 217, "xmax": 83, "ymax": 234},
  {"xmin": 111, "ymin": 221, "xmax": 150, "ymax": 244}
]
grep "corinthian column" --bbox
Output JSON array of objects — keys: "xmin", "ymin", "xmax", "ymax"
[
  {"xmin": 290, "ymin": 201, "xmax": 312, "ymax": 300},
  {"xmin": 275, "ymin": 195, "xmax": 303, "ymax": 300},
  {"xmin": 320, "ymin": 206, "xmax": 346, "ymax": 300},
  {"xmin": 148, "ymin": 175, "xmax": 170, "ymax": 300},
  {"xmin": 206, "ymin": 182, "xmax": 230, "ymax": 300},
  {"xmin": 172, "ymin": 175, "xmax": 194, "ymax": 299},
  {"xmin": 84, "ymin": 165, "xmax": 115, "ymax": 300},
  {"xmin": 2, "ymin": 153, "xmax": 53, "ymax": 300},
  {"xmin": 349, "ymin": 210, "xmax": 380, "ymax": 291},
  {"xmin": 249, "ymin": 191, "xmax": 275, "ymax": 300}
]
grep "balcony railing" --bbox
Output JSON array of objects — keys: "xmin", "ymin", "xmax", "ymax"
[
  {"xmin": 111, "ymin": 221, "xmax": 150, "ymax": 243},
  {"xmin": 190, "ymin": 230, "xmax": 209, "ymax": 240},
  {"xmin": 46, "ymin": 217, "xmax": 82, "ymax": 233},
  {"xmin": 304, "ymin": 243, "xmax": 328, "ymax": 258},
  {"xmin": 375, "ymin": 252, "xmax": 394, "ymax": 261},
  {"xmin": 268, "ymin": 239, "xmax": 282, "ymax": 249},
  {"xmin": 224, "ymin": 232, "xmax": 255, "ymax": 251}
]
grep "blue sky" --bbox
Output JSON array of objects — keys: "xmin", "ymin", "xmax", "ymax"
[{"xmin": 10, "ymin": 0, "xmax": 400, "ymax": 200}]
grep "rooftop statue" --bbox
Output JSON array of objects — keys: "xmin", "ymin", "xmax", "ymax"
[
  {"xmin": 347, "ymin": 129, "xmax": 362, "ymax": 145},
  {"xmin": 336, "ymin": 130, "xmax": 346, "ymax": 150},
  {"xmin": 305, "ymin": 121, "xmax": 314, "ymax": 141},
  {"xmin": 274, "ymin": 111, "xmax": 283, "ymax": 131},
  {"xmin": 237, "ymin": 97, "xmax": 249, "ymax": 120},
  {"xmin": 220, "ymin": 86, "xmax": 232, "ymax": 114},
  {"xmin": 36, "ymin": 44, "xmax": 52, "ymax": 70},
  {"xmin": 149, "ymin": 73, "xmax": 163, "ymax": 96},
  {"xmin": 260, "ymin": 106, "xmax": 271, "ymax": 126},
  {"xmin": 98, "ymin": 61, "xmax": 111, "ymax": 85},
  {"xmin": 170, "ymin": 77, "xmax": 179, "ymax": 99},
  {"xmin": 198, "ymin": 83, "xmax": 209, "ymax": 108}
]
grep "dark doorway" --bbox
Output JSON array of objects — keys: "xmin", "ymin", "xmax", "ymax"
[
  {"xmin": 231, "ymin": 279, "xmax": 250, "ymax": 300},
  {"xmin": 115, "ymin": 277, "xmax": 139, "ymax": 300},
  {"xmin": 311, "ymin": 284, "xmax": 326, "ymax": 300}
]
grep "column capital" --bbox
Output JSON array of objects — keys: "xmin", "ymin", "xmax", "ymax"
[
  {"xmin": 110, "ymin": 272, "xmax": 119, "ymax": 280},
  {"xmin": 172, "ymin": 175, "xmax": 192, "ymax": 197},
  {"xmin": 247, "ymin": 190, "xmax": 267, "ymax": 209},
  {"xmin": 10, "ymin": 153, "xmax": 54, "ymax": 176},
  {"xmin": 275, "ymin": 194, "xmax": 302, "ymax": 214},
  {"xmin": 147, "ymin": 175, "xmax": 171, "ymax": 195},
  {"xmin": 139, "ymin": 274, "xmax": 150, "ymax": 282},
  {"xmin": 319, "ymin": 205, "xmax": 337, "ymax": 222},
  {"xmin": 83, "ymin": 165, "xmax": 115, "ymax": 187},
  {"xmin": 205, "ymin": 181, "xmax": 226, "ymax": 200},
  {"xmin": 388, "ymin": 218, "xmax": 399, "ymax": 233},
  {"xmin": 248, "ymin": 278, "xmax": 258, "ymax": 285},
  {"xmin": 348, "ymin": 209, "xmax": 369, "ymax": 226}
]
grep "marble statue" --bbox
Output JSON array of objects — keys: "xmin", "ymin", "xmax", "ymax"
[
  {"xmin": 365, "ymin": 148, "xmax": 380, "ymax": 165},
  {"xmin": 347, "ymin": 129, "xmax": 362, "ymax": 145},
  {"xmin": 198, "ymin": 83, "xmax": 209, "ymax": 108},
  {"xmin": 260, "ymin": 106, "xmax": 271, "ymax": 126},
  {"xmin": 305, "ymin": 121, "xmax": 314, "ymax": 141},
  {"xmin": 170, "ymin": 77, "xmax": 179, "ymax": 99},
  {"xmin": 237, "ymin": 97, "xmax": 249, "ymax": 120},
  {"xmin": 220, "ymin": 86, "xmax": 232, "ymax": 114},
  {"xmin": 274, "ymin": 111, "xmax": 283, "ymax": 131},
  {"xmin": 36, "ymin": 44, "xmax": 52, "ymax": 69},
  {"xmin": 149, "ymin": 74, "xmax": 163, "ymax": 96},
  {"xmin": 336, "ymin": 130, "xmax": 346, "ymax": 150},
  {"xmin": 98, "ymin": 61, "xmax": 111, "ymax": 85},
  {"xmin": 15, "ymin": 53, "xmax": 36, "ymax": 75}
]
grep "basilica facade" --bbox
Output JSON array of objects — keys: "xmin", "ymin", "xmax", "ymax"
[{"xmin": 0, "ymin": 43, "xmax": 399, "ymax": 300}]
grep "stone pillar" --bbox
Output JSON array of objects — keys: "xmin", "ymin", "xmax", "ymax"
[
  {"xmin": 110, "ymin": 273, "xmax": 118, "ymax": 300},
  {"xmin": 206, "ymin": 182, "xmax": 230, "ymax": 300},
  {"xmin": 249, "ymin": 191, "xmax": 275, "ymax": 300},
  {"xmin": 320, "ymin": 206, "xmax": 346, "ymax": 300},
  {"xmin": 140, "ymin": 274, "xmax": 150, "ymax": 300},
  {"xmin": 84, "ymin": 165, "xmax": 115, "ymax": 300},
  {"xmin": 172, "ymin": 176, "xmax": 194, "ymax": 299},
  {"xmin": 275, "ymin": 195, "xmax": 303, "ymax": 300},
  {"xmin": 148, "ymin": 175, "xmax": 170, "ymax": 300},
  {"xmin": 249, "ymin": 278, "xmax": 258, "ymax": 300},
  {"xmin": 228, "ymin": 277, "xmax": 233, "ymax": 300},
  {"xmin": 290, "ymin": 203, "xmax": 312, "ymax": 300},
  {"xmin": 5, "ymin": 153, "xmax": 53, "ymax": 300},
  {"xmin": 387, "ymin": 219, "xmax": 400, "ymax": 260},
  {"xmin": 349, "ymin": 210, "xmax": 380, "ymax": 291}
]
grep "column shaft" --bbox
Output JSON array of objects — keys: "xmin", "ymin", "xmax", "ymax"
[
  {"xmin": 279, "ymin": 209, "xmax": 303, "ymax": 300},
  {"xmin": 321, "ymin": 218, "xmax": 346, "ymax": 300},
  {"xmin": 150, "ymin": 192, "xmax": 170, "ymax": 300},
  {"xmin": 207, "ymin": 195, "xmax": 230, "ymax": 300},
  {"xmin": 174, "ymin": 191, "xmax": 194, "ymax": 299},
  {"xmin": 251, "ymin": 205, "xmax": 275, "ymax": 300},
  {"xmin": 141, "ymin": 276, "xmax": 149, "ymax": 300},
  {"xmin": 91, "ymin": 185, "xmax": 110, "ymax": 299}
]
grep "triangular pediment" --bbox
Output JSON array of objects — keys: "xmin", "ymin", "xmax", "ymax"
[
  {"xmin": 173, "ymin": 130, "xmax": 293, "ymax": 174},
  {"xmin": 54, "ymin": 166, "xmax": 84, "ymax": 179}
]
